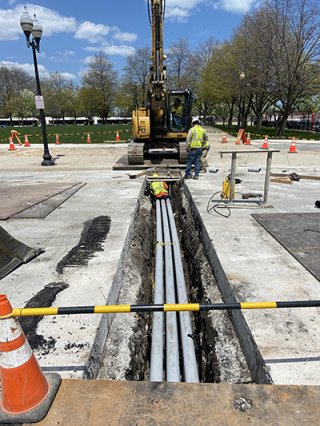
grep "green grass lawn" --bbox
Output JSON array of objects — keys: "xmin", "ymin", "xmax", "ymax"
[
  {"xmin": 0, "ymin": 124, "xmax": 132, "ymax": 144},
  {"xmin": 215, "ymin": 125, "xmax": 320, "ymax": 140}
]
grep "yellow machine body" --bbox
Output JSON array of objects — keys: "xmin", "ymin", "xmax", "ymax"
[{"xmin": 222, "ymin": 177, "xmax": 235, "ymax": 200}]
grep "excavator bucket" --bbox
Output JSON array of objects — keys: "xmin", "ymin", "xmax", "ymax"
[{"xmin": 0, "ymin": 226, "xmax": 43, "ymax": 279}]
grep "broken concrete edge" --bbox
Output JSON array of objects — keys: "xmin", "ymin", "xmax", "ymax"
[
  {"xmin": 82, "ymin": 181, "xmax": 147, "ymax": 379},
  {"xmin": 0, "ymin": 373, "xmax": 61, "ymax": 424},
  {"xmin": 183, "ymin": 183, "xmax": 273, "ymax": 384}
]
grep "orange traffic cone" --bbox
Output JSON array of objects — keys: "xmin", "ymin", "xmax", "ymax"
[
  {"xmin": 288, "ymin": 137, "xmax": 297, "ymax": 153},
  {"xmin": 24, "ymin": 134, "xmax": 31, "ymax": 147},
  {"xmin": 86, "ymin": 132, "xmax": 91, "ymax": 143},
  {"xmin": 261, "ymin": 135, "xmax": 269, "ymax": 149},
  {"xmin": 116, "ymin": 131, "xmax": 120, "ymax": 142},
  {"xmin": 221, "ymin": 133, "xmax": 227, "ymax": 143},
  {"xmin": 55, "ymin": 134, "xmax": 61, "ymax": 145},
  {"xmin": 245, "ymin": 132, "xmax": 251, "ymax": 145},
  {"xmin": 8, "ymin": 136, "xmax": 16, "ymax": 151},
  {"xmin": 0, "ymin": 294, "xmax": 60, "ymax": 422}
]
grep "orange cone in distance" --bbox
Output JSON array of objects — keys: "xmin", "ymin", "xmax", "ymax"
[
  {"xmin": 261, "ymin": 135, "xmax": 269, "ymax": 149},
  {"xmin": 0, "ymin": 294, "xmax": 61, "ymax": 422},
  {"xmin": 116, "ymin": 131, "xmax": 120, "ymax": 141},
  {"xmin": 288, "ymin": 137, "xmax": 297, "ymax": 153},
  {"xmin": 8, "ymin": 137, "xmax": 16, "ymax": 151},
  {"xmin": 245, "ymin": 132, "xmax": 251, "ymax": 145},
  {"xmin": 55, "ymin": 134, "xmax": 61, "ymax": 145},
  {"xmin": 24, "ymin": 135, "xmax": 31, "ymax": 147},
  {"xmin": 221, "ymin": 133, "xmax": 227, "ymax": 143},
  {"xmin": 86, "ymin": 132, "xmax": 91, "ymax": 143}
]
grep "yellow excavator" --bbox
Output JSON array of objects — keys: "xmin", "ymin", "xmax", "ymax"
[{"xmin": 128, "ymin": 0, "xmax": 193, "ymax": 165}]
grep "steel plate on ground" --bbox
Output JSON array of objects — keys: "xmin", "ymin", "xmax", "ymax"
[
  {"xmin": 0, "ymin": 182, "xmax": 83, "ymax": 219},
  {"xmin": 252, "ymin": 212, "xmax": 320, "ymax": 282}
]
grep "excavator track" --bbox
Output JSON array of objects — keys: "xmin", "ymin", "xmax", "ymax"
[{"xmin": 128, "ymin": 141, "xmax": 145, "ymax": 165}]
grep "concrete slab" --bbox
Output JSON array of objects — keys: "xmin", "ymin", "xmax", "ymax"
[
  {"xmin": 38, "ymin": 380, "xmax": 320, "ymax": 425},
  {"xmin": 1, "ymin": 130, "xmax": 320, "ymax": 391},
  {"xmin": 186, "ymin": 130, "xmax": 320, "ymax": 385}
]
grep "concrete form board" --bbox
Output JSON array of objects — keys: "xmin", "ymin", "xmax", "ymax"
[{"xmin": 38, "ymin": 379, "xmax": 320, "ymax": 426}]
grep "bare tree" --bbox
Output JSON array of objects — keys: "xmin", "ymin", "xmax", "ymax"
[
  {"xmin": 123, "ymin": 47, "xmax": 150, "ymax": 107},
  {"xmin": 166, "ymin": 39, "xmax": 193, "ymax": 90},
  {"xmin": 82, "ymin": 52, "xmax": 118, "ymax": 123},
  {"xmin": 252, "ymin": 0, "xmax": 320, "ymax": 135}
]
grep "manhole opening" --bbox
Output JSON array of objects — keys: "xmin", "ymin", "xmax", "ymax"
[{"xmin": 97, "ymin": 180, "xmax": 267, "ymax": 384}]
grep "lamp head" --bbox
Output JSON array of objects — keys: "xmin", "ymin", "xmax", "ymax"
[
  {"xmin": 32, "ymin": 14, "xmax": 42, "ymax": 51},
  {"xmin": 20, "ymin": 6, "xmax": 33, "ymax": 43}
]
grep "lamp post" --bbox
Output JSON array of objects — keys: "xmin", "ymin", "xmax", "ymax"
[
  {"xmin": 20, "ymin": 6, "xmax": 54, "ymax": 166},
  {"xmin": 238, "ymin": 71, "xmax": 245, "ymax": 130}
]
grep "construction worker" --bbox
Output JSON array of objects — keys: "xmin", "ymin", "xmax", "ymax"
[
  {"xmin": 150, "ymin": 173, "xmax": 169, "ymax": 199},
  {"xmin": 201, "ymin": 137, "xmax": 210, "ymax": 172},
  {"xmin": 171, "ymin": 98, "xmax": 184, "ymax": 129},
  {"xmin": 184, "ymin": 117, "xmax": 208, "ymax": 180}
]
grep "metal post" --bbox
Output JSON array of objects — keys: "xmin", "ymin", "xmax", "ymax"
[
  {"xmin": 150, "ymin": 200, "xmax": 164, "ymax": 381},
  {"xmin": 161, "ymin": 199, "xmax": 180, "ymax": 382},
  {"xmin": 166, "ymin": 200, "xmax": 199, "ymax": 382},
  {"xmin": 263, "ymin": 151, "xmax": 273, "ymax": 204},
  {"xmin": 229, "ymin": 152, "xmax": 237, "ymax": 201},
  {"xmin": 31, "ymin": 43, "xmax": 54, "ymax": 166}
]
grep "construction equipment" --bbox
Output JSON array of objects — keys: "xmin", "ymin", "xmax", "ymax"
[{"xmin": 128, "ymin": 0, "xmax": 193, "ymax": 165}]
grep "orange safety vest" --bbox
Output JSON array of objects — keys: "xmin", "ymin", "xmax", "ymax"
[{"xmin": 150, "ymin": 181, "xmax": 168, "ymax": 198}]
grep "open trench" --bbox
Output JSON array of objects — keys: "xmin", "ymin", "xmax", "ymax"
[{"xmin": 94, "ymin": 179, "xmax": 272, "ymax": 384}]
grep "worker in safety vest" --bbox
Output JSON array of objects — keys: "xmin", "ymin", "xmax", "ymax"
[
  {"xmin": 184, "ymin": 117, "xmax": 208, "ymax": 180},
  {"xmin": 200, "ymin": 137, "xmax": 210, "ymax": 172},
  {"xmin": 150, "ymin": 173, "xmax": 169, "ymax": 199}
]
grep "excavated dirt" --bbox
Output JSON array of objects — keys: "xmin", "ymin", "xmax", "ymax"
[
  {"xmin": 97, "ymin": 195, "xmax": 154, "ymax": 380},
  {"xmin": 97, "ymin": 180, "xmax": 253, "ymax": 383}
]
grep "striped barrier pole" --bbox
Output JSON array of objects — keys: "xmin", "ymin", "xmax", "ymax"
[{"xmin": 6, "ymin": 300, "xmax": 320, "ymax": 318}]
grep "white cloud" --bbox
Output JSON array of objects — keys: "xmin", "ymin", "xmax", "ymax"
[
  {"xmin": 84, "ymin": 44, "xmax": 136, "ymax": 57},
  {"xmin": 0, "ymin": 3, "xmax": 77, "ymax": 41},
  {"xmin": 74, "ymin": 21, "xmax": 113, "ymax": 43},
  {"xmin": 165, "ymin": 0, "xmax": 205, "ymax": 21},
  {"xmin": 215, "ymin": 0, "xmax": 257, "ymax": 13},
  {"xmin": 113, "ymin": 31, "xmax": 137, "ymax": 43},
  {"xmin": 0, "ymin": 60, "xmax": 76, "ymax": 80},
  {"xmin": 8, "ymin": 0, "xmax": 18, "ymax": 5}
]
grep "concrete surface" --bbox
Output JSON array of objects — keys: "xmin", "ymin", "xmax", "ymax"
[{"xmin": 0, "ymin": 135, "xmax": 320, "ymax": 388}]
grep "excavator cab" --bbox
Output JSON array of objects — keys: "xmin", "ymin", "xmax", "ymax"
[{"xmin": 167, "ymin": 91, "xmax": 192, "ymax": 133}]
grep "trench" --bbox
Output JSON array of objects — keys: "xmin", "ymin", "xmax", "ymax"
[{"xmin": 94, "ymin": 179, "xmax": 271, "ymax": 384}]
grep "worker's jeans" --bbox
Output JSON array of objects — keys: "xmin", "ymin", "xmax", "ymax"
[{"xmin": 185, "ymin": 148, "xmax": 202, "ymax": 177}]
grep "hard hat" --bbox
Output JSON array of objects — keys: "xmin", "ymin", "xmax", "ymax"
[
  {"xmin": 192, "ymin": 117, "xmax": 200, "ymax": 124},
  {"xmin": 153, "ymin": 172, "xmax": 159, "ymax": 177}
]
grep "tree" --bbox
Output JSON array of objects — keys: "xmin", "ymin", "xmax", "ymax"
[
  {"xmin": 122, "ymin": 47, "xmax": 151, "ymax": 107},
  {"xmin": 82, "ymin": 52, "xmax": 118, "ymax": 123},
  {"xmin": 0, "ymin": 66, "xmax": 33, "ymax": 123},
  {"xmin": 166, "ymin": 39, "xmax": 194, "ymax": 90},
  {"xmin": 250, "ymin": 0, "xmax": 320, "ymax": 135}
]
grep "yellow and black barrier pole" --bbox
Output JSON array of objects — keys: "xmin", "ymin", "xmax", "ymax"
[{"xmin": 9, "ymin": 300, "xmax": 320, "ymax": 318}]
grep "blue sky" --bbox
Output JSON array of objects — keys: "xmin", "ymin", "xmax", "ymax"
[{"xmin": 0, "ymin": 0, "xmax": 257, "ymax": 82}]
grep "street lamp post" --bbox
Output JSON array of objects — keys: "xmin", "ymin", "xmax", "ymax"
[
  {"xmin": 238, "ymin": 71, "xmax": 246, "ymax": 130},
  {"xmin": 20, "ymin": 7, "xmax": 54, "ymax": 166}
]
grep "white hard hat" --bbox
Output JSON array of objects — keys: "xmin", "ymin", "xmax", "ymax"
[{"xmin": 192, "ymin": 117, "xmax": 200, "ymax": 124}]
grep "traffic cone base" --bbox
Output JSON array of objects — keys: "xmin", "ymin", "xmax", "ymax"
[
  {"xmin": 261, "ymin": 136, "xmax": 269, "ymax": 149},
  {"xmin": 0, "ymin": 295, "xmax": 61, "ymax": 422},
  {"xmin": 288, "ymin": 137, "xmax": 297, "ymax": 153}
]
